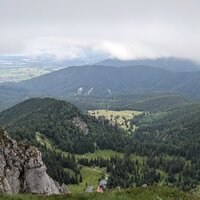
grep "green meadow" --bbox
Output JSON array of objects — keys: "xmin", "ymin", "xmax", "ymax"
[
  {"xmin": 0, "ymin": 187, "xmax": 197, "ymax": 200},
  {"xmin": 88, "ymin": 109, "xmax": 142, "ymax": 133}
]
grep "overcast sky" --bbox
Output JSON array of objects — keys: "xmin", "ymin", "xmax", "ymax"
[{"xmin": 0, "ymin": 0, "xmax": 200, "ymax": 61}]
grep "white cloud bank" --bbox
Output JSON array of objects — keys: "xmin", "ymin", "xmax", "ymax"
[
  {"xmin": 26, "ymin": 38, "xmax": 158, "ymax": 60},
  {"xmin": 0, "ymin": 0, "xmax": 200, "ymax": 61}
]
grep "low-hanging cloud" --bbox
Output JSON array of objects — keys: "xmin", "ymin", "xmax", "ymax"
[{"xmin": 0, "ymin": 0, "xmax": 200, "ymax": 61}]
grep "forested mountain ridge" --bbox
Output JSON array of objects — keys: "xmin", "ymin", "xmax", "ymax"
[
  {"xmin": 15, "ymin": 65, "xmax": 200, "ymax": 98},
  {"xmin": 68, "ymin": 93, "xmax": 193, "ymax": 111},
  {"xmin": 0, "ymin": 98, "xmax": 129, "ymax": 186},
  {"xmin": 17, "ymin": 65, "xmax": 170, "ymax": 96},
  {"xmin": 1, "ymin": 63, "xmax": 200, "ymax": 112},
  {"xmin": 0, "ymin": 98, "xmax": 128, "ymax": 153}
]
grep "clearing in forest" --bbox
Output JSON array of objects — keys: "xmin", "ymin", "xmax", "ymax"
[{"xmin": 88, "ymin": 109, "xmax": 142, "ymax": 133}]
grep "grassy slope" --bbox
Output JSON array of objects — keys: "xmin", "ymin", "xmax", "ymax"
[
  {"xmin": 0, "ymin": 187, "xmax": 197, "ymax": 200},
  {"xmin": 35, "ymin": 132, "xmax": 121, "ymax": 193},
  {"xmin": 88, "ymin": 109, "xmax": 142, "ymax": 133},
  {"xmin": 68, "ymin": 166, "xmax": 105, "ymax": 193},
  {"xmin": 76, "ymin": 150, "xmax": 123, "ymax": 160}
]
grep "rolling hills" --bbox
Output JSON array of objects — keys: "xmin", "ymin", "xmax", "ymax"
[
  {"xmin": 17, "ymin": 65, "xmax": 170, "ymax": 96},
  {"xmin": 14, "ymin": 64, "xmax": 200, "ymax": 98},
  {"xmin": 68, "ymin": 93, "xmax": 193, "ymax": 111},
  {"xmin": 15, "ymin": 65, "xmax": 200, "ymax": 97},
  {"xmin": 1, "ymin": 61, "xmax": 200, "ymax": 112}
]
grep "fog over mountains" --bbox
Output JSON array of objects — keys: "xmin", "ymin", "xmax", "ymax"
[
  {"xmin": 98, "ymin": 57, "xmax": 200, "ymax": 72},
  {"xmin": 1, "ymin": 56, "xmax": 200, "ymax": 83},
  {"xmin": 0, "ymin": 53, "xmax": 107, "ymax": 82},
  {"xmin": 1, "ymin": 0, "xmax": 200, "ymax": 197}
]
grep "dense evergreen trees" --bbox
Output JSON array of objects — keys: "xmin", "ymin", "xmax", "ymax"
[
  {"xmin": 0, "ymin": 98, "xmax": 129, "ymax": 154},
  {"xmin": 0, "ymin": 98, "xmax": 129, "ymax": 185},
  {"xmin": 1, "ymin": 98, "xmax": 200, "ymax": 191},
  {"xmin": 40, "ymin": 146, "xmax": 79, "ymax": 185}
]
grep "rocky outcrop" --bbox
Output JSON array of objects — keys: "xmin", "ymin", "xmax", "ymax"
[
  {"xmin": 0, "ymin": 128, "xmax": 68, "ymax": 195},
  {"xmin": 73, "ymin": 117, "xmax": 89, "ymax": 135}
]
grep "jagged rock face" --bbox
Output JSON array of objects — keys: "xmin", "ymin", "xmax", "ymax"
[{"xmin": 0, "ymin": 128, "xmax": 68, "ymax": 195}]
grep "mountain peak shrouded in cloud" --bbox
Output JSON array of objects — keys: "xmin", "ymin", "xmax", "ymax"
[
  {"xmin": 97, "ymin": 57, "xmax": 200, "ymax": 72},
  {"xmin": 0, "ymin": 0, "xmax": 200, "ymax": 61}
]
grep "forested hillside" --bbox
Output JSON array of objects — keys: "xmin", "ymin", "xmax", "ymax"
[
  {"xmin": 0, "ymin": 98, "xmax": 129, "ymax": 186},
  {"xmin": 0, "ymin": 98, "xmax": 128, "ymax": 153},
  {"xmin": 15, "ymin": 65, "xmax": 200, "ymax": 98},
  {"xmin": 2, "ymin": 98, "xmax": 200, "ymax": 192},
  {"xmin": 126, "ymin": 103, "xmax": 200, "ymax": 191},
  {"xmin": 1, "ymin": 63, "xmax": 200, "ymax": 112},
  {"xmin": 67, "ymin": 93, "xmax": 193, "ymax": 111}
]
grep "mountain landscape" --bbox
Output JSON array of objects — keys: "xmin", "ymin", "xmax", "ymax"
[
  {"xmin": 1, "ymin": 59, "xmax": 200, "ymax": 112},
  {"xmin": 1, "ymin": 0, "xmax": 200, "ymax": 199},
  {"xmin": 12, "ymin": 63, "xmax": 200, "ymax": 97},
  {"xmin": 1, "ymin": 57, "xmax": 200, "ymax": 199},
  {"xmin": 0, "ymin": 98, "xmax": 130, "ymax": 190},
  {"xmin": 1, "ymin": 96, "xmax": 200, "ymax": 196}
]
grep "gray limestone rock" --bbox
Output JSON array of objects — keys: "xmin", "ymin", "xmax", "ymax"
[
  {"xmin": 73, "ymin": 117, "xmax": 89, "ymax": 135},
  {"xmin": 0, "ymin": 128, "xmax": 68, "ymax": 195}
]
